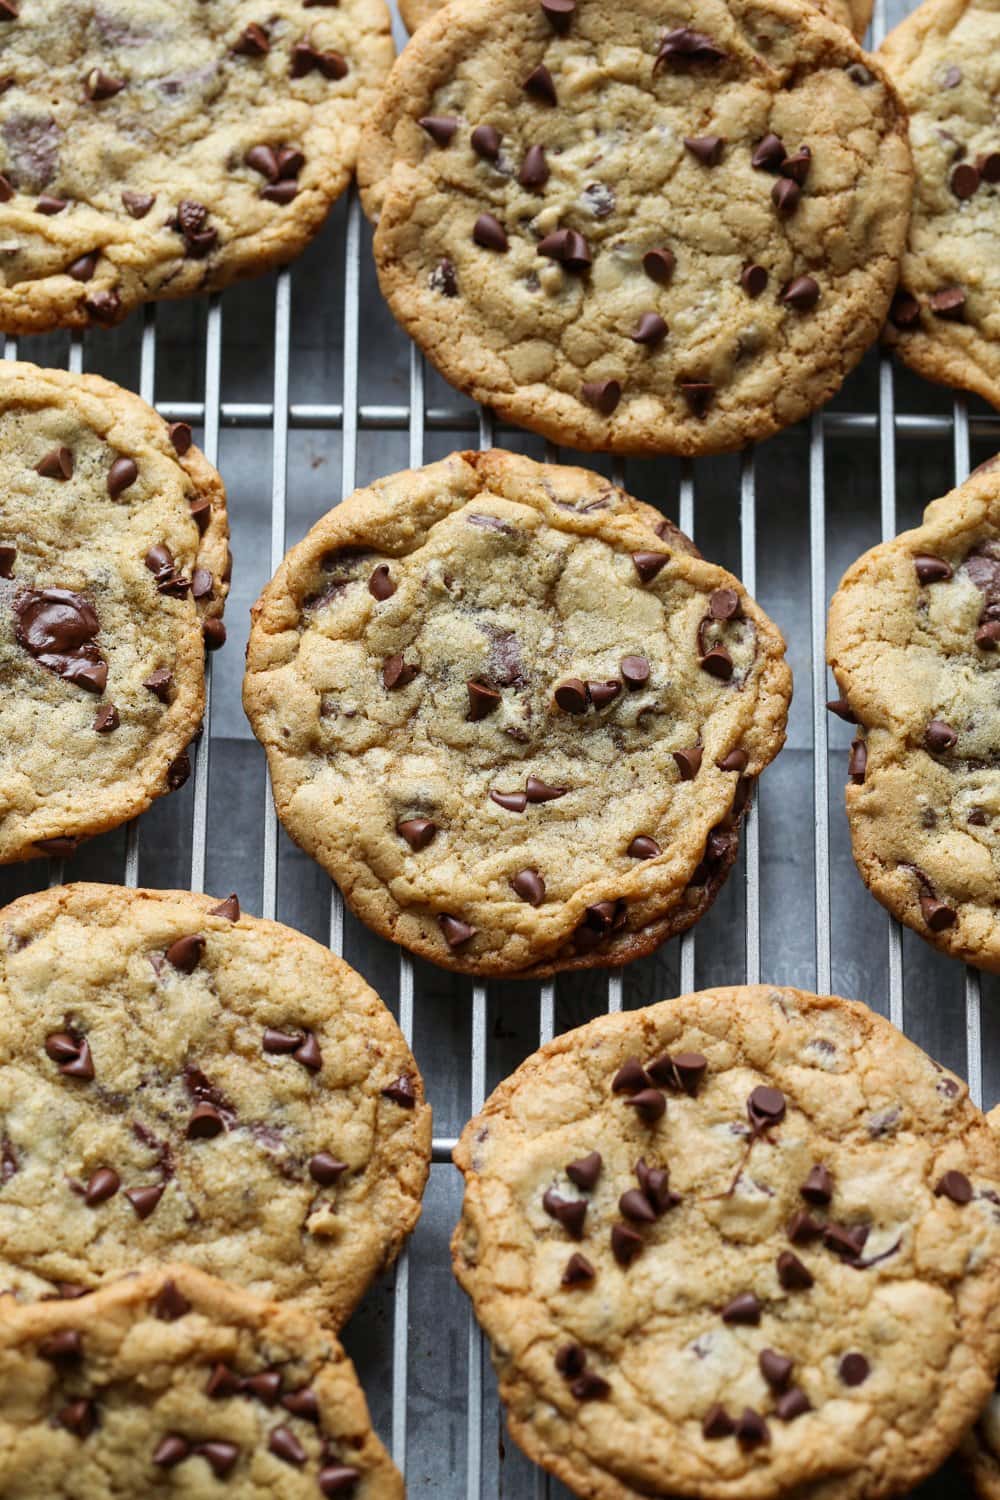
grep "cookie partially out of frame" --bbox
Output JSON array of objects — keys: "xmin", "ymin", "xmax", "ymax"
[
  {"xmin": 0, "ymin": 883, "xmax": 431, "ymax": 1330},
  {"xmin": 0, "ymin": 0, "xmax": 395, "ymax": 334},
  {"xmin": 962, "ymin": 1105, "xmax": 1000, "ymax": 1500},
  {"xmin": 359, "ymin": 0, "xmax": 911, "ymax": 457},
  {"xmin": 452, "ymin": 985, "xmax": 1000, "ymax": 1500},
  {"xmin": 879, "ymin": 0, "xmax": 1000, "ymax": 411},
  {"xmin": 243, "ymin": 449, "xmax": 791, "ymax": 979},
  {"xmin": 0, "ymin": 1263, "xmax": 403, "ymax": 1499},
  {"xmin": 0, "ymin": 360, "xmax": 228, "ymax": 864},
  {"xmin": 827, "ymin": 458, "xmax": 1000, "ymax": 971},
  {"xmin": 398, "ymin": 0, "xmax": 875, "ymax": 41}
]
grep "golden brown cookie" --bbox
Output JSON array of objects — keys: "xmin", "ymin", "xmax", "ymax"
[{"xmin": 399, "ymin": 0, "xmax": 874, "ymax": 40}]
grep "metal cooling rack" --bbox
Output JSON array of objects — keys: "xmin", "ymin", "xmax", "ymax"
[{"xmin": 2, "ymin": 0, "xmax": 999, "ymax": 1493}]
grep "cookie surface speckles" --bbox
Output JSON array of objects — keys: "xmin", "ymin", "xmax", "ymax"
[
  {"xmin": 0, "ymin": 0, "xmax": 394, "ymax": 333},
  {"xmin": 962, "ymin": 1104, "xmax": 1000, "ymax": 1499},
  {"xmin": 359, "ymin": 0, "xmax": 912, "ymax": 456},
  {"xmin": 0, "ymin": 361, "xmax": 228, "ymax": 864},
  {"xmin": 827, "ymin": 460, "xmax": 1000, "ymax": 971},
  {"xmin": 399, "ymin": 0, "xmax": 875, "ymax": 40},
  {"xmin": 879, "ymin": 0, "xmax": 1000, "ymax": 411},
  {"xmin": 0, "ymin": 1264, "xmax": 403, "ymax": 1499},
  {"xmin": 452, "ymin": 985, "xmax": 1000, "ymax": 1500},
  {"xmin": 242, "ymin": 450, "xmax": 791, "ymax": 978},
  {"xmin": 0, "ymin": 883, "xmax": 431, "ymax": 1328}
]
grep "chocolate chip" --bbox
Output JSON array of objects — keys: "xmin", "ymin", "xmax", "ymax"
[
  {"xmin": 587, "ymin": 679, "xmax": 621, "ymax": 708},
  {"xmin": 524, "ymin": 64, "xmax": 557, "ymax": 105},
  {"xmin": 736, "ymin": 1409, "xmax": 769, "ymax": 1448},
  {"xmin": 631, "ymin": 312, "xmax": 667, "ymax": 346},
  {"xmin": 781, "ymin": 275, "xmax": 820, "ymax": 311},
  {"xmin": 519, "ymin": 144, "xmax": 549, "ymax": 189},
  {"xmin": 203, "ymin": 617, "xmax": 226, "ymax": 651},
  {"xmin": 929, "ymin": 286, "xmax": 965, "ymax": 320},
  {"xmin": 541, "ymin": 0, "xmax": 575, "ymax": 30},
  {"xmin": 628, "ymin": 835, "xmax": 660, "ymax": 859},
  {"xmin": 84, "ymin": 1167, "xmax": 120, "ymax": 1206},
  {"xmin": 562, "ymin": 1251, "xmax": 595, "ymax": 1285},
  {"xmin": 673, "ymin": 745, "xmax": 702, "ymax": 780},
  {"xmin": 526, "ymin": 776, "xmax": 566, "ymax": 802},
  {"xmin": 624, "ymin": 1088, "xmax": 666, "ymax": 1123},
  {"xmin": 554, "ymin": 678, "xmax": 588, "ymax": 714},
  {"xmin": 825, "ymin": 698, "xmax": 856, "ymax": 724},
  {"xmin": 39, "ymin": 1329, "xmax": 82, "ymax": 1361},
  {"xmin": 786, "ymin": 1209, "xmax": 823, "ymax": 1245},
  {"xmin": 747, "ymin": 1085, "xmax": 785, "ymax": 1129},
  {"xmin": 751, "ymin": 133, "xmax": 785, "ymax": 171},
  {"xmin": 890, "ymin": 291, "xmax": 920, "ymax": 329},
  {"xmin": 368, "ymin": 563, "xmax": 396, "ymax": 600},
  {"xmin": 125, "ymin": 1183, "xmax": 164, "ymax": 1219},
  {"xmin": 776, "ymin": 1387, "xmax": 811, "ymax": 1421},
  {"xmin": 14, "ymin": 588, "xmax": 106, "ymax": 692},
  {"xmin": 292, "ymin": 1032, "xmax": 322, "ymax": 1071},
  {"xmin": 246, "ymin": 144, "xmax": 280, "ymax": 181},
  {"xmin": 269, "ymin": 1426, "xmax": 307, "ymax": 1466},
  {"xmin": 439, "ymin": 914, "xmax": 476, "ymax": 948},
  {"xmin": 512, "ymin": 868, "xmax": 545, "ymax": 905},
  {"xmin": 554, "ymin": 1342, "xmax": 586, "ymax": 1376},
  {"xmin": 741, "ymin": 262, "xmax": 768, "ymax": 297},
  {"xmin": 381, "ymin": 1075, "xmax": 416, "ymax": 1107},
  {"xmin": 309, "ymin": 1152, "xmax": 348, "ymax": 1185},
  {"xmin": 611, "ymin": 1222, "xmax": 643, "ymax": 1265},
  {"xmin": 702, "ymin": 1404, "xmax": 736, "ymax": 1439},
  {"xmin": 0, "ymin": 0, "xmax": 18, "ymax": 16},
  {"xmin": 920, "ymin": 891, "xmax": 956, "ymax": 931},
  {"xmin": 153, "ymin": 1435, "xmax": 190, "ymax": 1468},
  {"xmin": 570, "ymin": 1371, "xmax": 610, "ymax": 1401},
  {"xmin": 145, "ymin": 543, "xmax": 175, "ymax": 580},
  {"xmin": 281, "ymin": 1388, "xmax": 319, "ymax": 1421},
  {"xmin": 46, "ymin": 1032, "xmax": 95, "ymax": 1081},
  {"xmin": 565, "ymin": 1151, "xmax": 602, "ymax": 1190},
  {"xmin": 153, "ymin": 1280, "xmax": 190, "ymax": 1321},
  {"xmin": 0, "ymin": 174, "xmax": 11, "ymax": 202},
  {"xmin": 801, "ymin": 1164, "xmax": 833, "ymax": 1205},
  {"xmin": 924, "ymin": 719, "xmax": 957, "ymax": 752},
  {"xmin": 195, "ymin": 1442, "xmax": 240, "ymax": 1479},
  {"xmin": 122, "ymin": 190, "xmax": 155, "ymax": 218},
  {"xmin": 619, "ymin": 1187, "xmax": 657, "ymax": 1223},
  {"xmin": 632, "ymin": 550, "xmax": 669, "ymax": 583},
  {"xmin": 538, "ymin": 228, "xmax": 592, "ymax": 271},
  {"xmin": 759, "ymin": 1348, "xmax": 793, "ymax": 1389},
  {"xmin": 165, "ymin": 933, "xmax": 205, "ymax": 973},
  {"xmin": 684, "ymin": 135, "xmax": 724, "ymax": 165},
  {"xmin": 419, "ymin": 115, "xmax": 458, "ymax": 147},
  {"xmin": 838, "ymin": 1352, "xmax": 870, "ymax": 1386},
  {"xmin": 0, "ymin": 542, "xmax": 14, "ymax": 577},
  {"xmin": 34, "ymin": 836, "xmax": 81, "ymax": 856},
  {"xmin": 191, "ymin": 569, "xmax": 214, "ymax": 602},
  {"xmin": 244, "ymin": 1371, "xmax": 282, "ymax": 1404},
  {"xmin": 612, "ymin": 1058, "xmax": 651, "ymax": 1094},
  {"xmin": 86, "ymin": 68, "xmax": 124, "ymax": 100},
  {"xmin": 823, "ymin": 1222, "xmax": 869, "ymax": 1260},
  {"xmin": 467, "ymin": 678, "xmax": 501, "ymax": 719},
  {"xmin": 722, "ymin": 1292, "xmax": 761, "ymax": 1325},
  {"xmin": 619, "ymin": 655, "xmax": 650, "ymax": 691},
  {"xmin": 543, "ymin": 1188, "xmax": 587, "ymax": 1238},
  {"xmin": 207, "ymin": 894, "xmax": 239, "ymax": 923},
  {"xmin": 233, "ymin": 21, "xmax": 269, "ymax": 53},
  {"xmin": 669, "ymin": 1052, "xmax": 708, "ymax": 1093},
  {"xmin": 318, "ymin": 1466, "xmax": 362, "ymax": 1496},
  {"xmin": 642, "ymin": 246, "xmax": 675, "ymax": 283},
  {"xmin": 166, "ymin": 421, "xmax": 192, "ymax": 456},
  {"xmin": 36, "ymin": 194, "xmax": 67, "ymax": 214},
  {"xmin": 290, "ymin": 41, "xmax": 347, "ymax": 78},
  {"xmin": 186, "ymin": 1103, "xmax": 225, "ymax": 1139},
  {"xmin": 978, "ymin": 151, "xmax": 1000, "ymax": 183},
  {"xmin": 491, "ymin": 790, "xmax": 528, "ymax": 812},
  {"xmin": 951, "ymin": 162, "xmax": 980, "ymax": 198},
  {"xmin": 206, "ymin": 1363, "xmax": 243, "ymax": 1398},
  {"xmin": 771, "ymin": 177, "xmax": 800, "ymax": 215},
  {"xmin": 471, "ymin": 124, "xmax": 501, "ymax": 159},
  {"xmin": 680, "ymin": 381, "xmax": 714, "ymax": 416},
  {"xmin": 582, "ymin": 379, "xmax": 621, "ymax": 415},
  {"xmin": 776, "ymin": 1249, "xmax": 814, "ymax": 1290},
  {"xmin": 382, "ymin": 654, "xmax": 419, "ymax": 690},
  {"xmin": 107, "ymin": 456, "xmax": 137, "ymax": 499},
  {"xmin": 934, "ymin": 1169, "xmax": 972, "ymax": 1204},
  {"xmin": 781, "ymin": 146, "xmax": 811, "ymax": 184},
  {"xmin": 716, "ymin": 748, "xmax": 749, "ymax": 772},
  {"xmin": 655, "ymin": 26, "xmax": 727, "ymax": 64},
  {"xmin": 398, "ymin": 817, "xmax": 436, "ymax": 850},
  {"xmin": 848, "ymin": 739, "xmax": 867, "ymax": 784},
  {"xmin": 430, "ymin": 257, "xmax": 458, "ymax": 296},
  {"xmin": 977, "ymin": 620, "xmax": 1000, "ymax": 649},
  {"xmin": 85, "ymin": 289, "xmax": 122, "ymax": 322},
  {"xmin": 144, "ymin": 668, "xmax": 173, "ymax": 702},
  {"xmin": 57, "ymin": 1399, "xmax": 96, "ymax": 1437},
  {"xmin": 36, "ymin": 445, "xmax": 74, "ymax": 479},
  {"xmin": 914, "ymin": 554, "xmax": 952, "ymax": 583},
  {"xmin": 700, "ymin": 646, "xmax": 734, "ymax": 681}
]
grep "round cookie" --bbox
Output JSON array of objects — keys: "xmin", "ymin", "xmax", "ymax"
[
  {"xmin": 962, "ymin": 1105, "xmax": 1000, "ymax": 1499},
  {"xmin": 242, "ymin": 449, "xmax": 791, "ymax": 979},
  {"xmin": 452, "ymin": 985, "xmax": 1000, "ymax": 1500},
  {"xmin": 0, "ymin": 1263, "xmax": 403, "ymax": 1499},
  {"xmin": 0, "ymin": 0, "xmax": 395, "ymax": 334},
  {"xmin": 398, "ymin": 0, "xmax": 875, "ymax": 42},
  {"xmin": 358, "ymin": 0, "xmax": 912, "ymax": 457},
  {"xmin": 827, "ymin": 458, "xmax": 1000, "ymax": 971},
  {"xmin": 0, "ymin": 360, "xmax": 229, "ymax": 865},
  {"xmin": 879, "ymin": 0, "xmax": 1000, "ymax": 412},
  {"xmin": 0, "ymin": 883, "xmax": 431, "ymax": 1329}
]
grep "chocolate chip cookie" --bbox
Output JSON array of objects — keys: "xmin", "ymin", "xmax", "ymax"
[
  {"xmin": 880, "ymin": 0, "xmax": 1000, "ymax": 411},
  {"xmin": 242, "ymin": 450, "xmax": 791, "ymax": 978},
  {"xmin": 358, "ymin": 0, "xmax": 911, "ymax": 457},
  {"xmin": 0, "ymin": 883, "xmax": 431, "ymax": 1328},
  {"xmin": 452, "ymin": 984, "xmax": 1000, "ymax": 1500},
  {"xmin": 0, "ymin": 360, "xmax": 228, "ymax": 864},
  {"xmin": 0, "ymin": 0, "xmax": 394, "ymax": 333},
  {"xmin": 827, "ymin": 458, "xmax": 1000, "ymax": 971},
  {"xmin": 0, "ymin": 1263, "xmax": 402, "ymax": 1498},
  {"xmin": 963, "ymin": 1105, "xmax": 1000, "ymax": 1499},
  {"xmin": 399, "ymin": 0, "xmax": 875, "ymax": 42}
]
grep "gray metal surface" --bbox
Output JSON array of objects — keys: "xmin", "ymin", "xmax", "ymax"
[{"xmin": 1, "ymin": 0, "xmax": 998, "ymax": 1492}]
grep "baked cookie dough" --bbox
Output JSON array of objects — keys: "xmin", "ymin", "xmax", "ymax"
[
  {"xmin": 0, "ymin": 360, "xmax": 228, "ymax": 865},
  {"xmin": 359, "ymin": 0, "xmax": 912, "ymax": 456},
  {"xmin": 962, "ymin": 1104, "xmax": 1000, "ymax": 1499},
  {"xmin": 0, "ymin": 1263, "xmax": 403, "ymax": 1499},
  {"xmin": 879, "ymin": 0, "xmax": 1000, "ymax": 411},
  {"xmin": 827, "ymin": 458, "xmax": 1000, "ymax": 971},
  {"xmin": 0, "ymin": 883, "xmax": 431, "ymax": 1329},
  {"xmin": 0, "ymin": 0, "xmax": 395, "ymax": 333},
  {"xmin": 242, "ymin": 450, "xmax": 791, "ymax": 979},
  {"xmin": 398, "ymin": 0, "xmax": 875, "ymax": 42},
  {"xmin": 452, "ymin": 985, "xmax": 1000, "ymax": 1500}
]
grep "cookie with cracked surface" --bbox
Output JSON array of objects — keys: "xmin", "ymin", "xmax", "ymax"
[
  {"xmin": 0, "ymin": 360, "xmax": 228, "ymax": 865},
  {"xmin": 0, "ymin": 1262, "xmax": 402, "ymax": 1499},
  {"xmin": 827, "ymin": 458, "xmax": 1000, "ymax": 971},
  {"xmin": 398, "ymin": 0, "xmax": 874, "ymax": 41},
  {"xmin": 452, "ymin": 984, "xmax": 1000, "ymax": 1500},
  {"xmin": 962, "ymin": 1104, "xmax": 1000, "ymax": 1499},
  {"xmin": 0, "ymin": 882, "xmax": 431, "ymax": 1328},
  {"xmin": 242, "ymin": 449, "xmax": 791, "ymax": 978},
  {"xmin": 358, "ymin": 0, "xmax": 911, "ymax": 457},
  {"xmin": 879, "ymin": 0, "xmax": 1000, "ymax": 411},
  {"xmin": 0, "ymin": 0, "xmax": 394, "ymax": 334}
]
